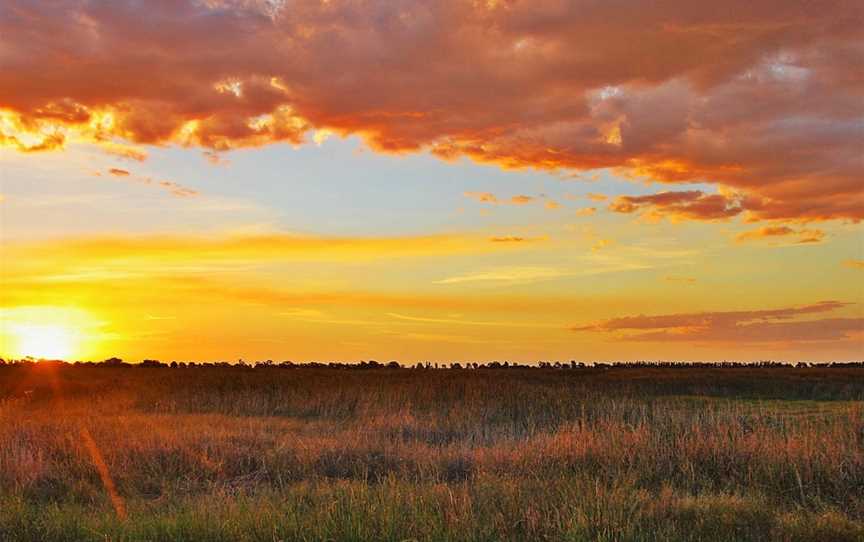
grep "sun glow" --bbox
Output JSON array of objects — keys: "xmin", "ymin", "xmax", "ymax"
[
  {"xmin": 11, "ymin": 324, "xmax": 77, "ymax": 360},
  {"xmin": 1, "ymin": 306, "xmax": 100, "ymax": 361}
]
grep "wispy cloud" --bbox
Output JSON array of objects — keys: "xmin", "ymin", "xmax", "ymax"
[
  {"xmin": 488, "ymin": 235, "xmax": 547, "ymax": 244},
  {"xmin": 99, "ymin": 168, "xmax": 199, "ymax": 198},
  {"xmin": 2, "ymin": 232, "xmax": 541, "ymax": 272},
  {"xmin": 433, "ymin": 266, "xmax": 571, "ymax": 285},
  {"xmin": 574, "ymin": 301, "xmax": 862, "ymax": 343},
  {"xmin": 464, "ymin": 192, "xmax": 536, "ymax": 206},
  {"xmin": 736, "ymin": 226, "xmax": 826, "ymax": 245},
  {"xmin": 387, "ymin": 312, "xmax": 559, "ymax": 328},
  {"xmin": 664, "ymin": 276, "xmax": 697, "ymax": 284}
]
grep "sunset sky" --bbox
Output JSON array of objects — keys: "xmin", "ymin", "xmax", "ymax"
[{"xmin": 1, "ymin": 0, "xmax": 862, "ymax": 362}]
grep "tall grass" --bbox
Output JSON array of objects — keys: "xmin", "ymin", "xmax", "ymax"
[{"xmin": 2, "ymin": 364, "xmax": 862, "ymax": 541}]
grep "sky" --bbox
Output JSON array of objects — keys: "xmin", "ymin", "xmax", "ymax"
[{"xmin": 0, "ymin": 0, "xmax": 862, "ymax": 363}]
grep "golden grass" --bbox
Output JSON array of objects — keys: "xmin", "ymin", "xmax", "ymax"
[{"xmin": 1, "ymin": 364, "xmax": 862, "ymax": 541}]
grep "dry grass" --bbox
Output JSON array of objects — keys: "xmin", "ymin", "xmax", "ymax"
[{"xmin": 2, "ymin": 364, "xmax": 862, "ymax": 541}]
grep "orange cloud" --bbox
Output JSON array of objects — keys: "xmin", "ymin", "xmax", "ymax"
[
  {"xmin": 843, "ymin": 259, "xmax": 864, "ymax": 270},
  {"xmin": 464, "ymin": 192, "xmax": 539, "ymax": 206},
  {"xmin": 591, "ymin": 239, "xmax": 613, "ymax": 252},
  {"xmin": 609, "ymin": 190, "xmax": 743, "ymax": 222},
  {"xmin": 736, "ymin": 226, "xmax": 826, "ymax": 245},
  {"xmin": 1, "ymin": 0, "xmax": 860, "ymax": 221},
  {"xmin": 101, "ymin": 143, "xmax": 148, "ymax": 162},
  {"xmin": 576, "ymin": 207, "xmax": 597, "ymax": 217},
  {"xmin": 574, "ymin": 301, "xmax": 862, "ymax": 343},
  {"xmin": 464, "ymin": 192, "xmax": 498, "ymax": 204}
]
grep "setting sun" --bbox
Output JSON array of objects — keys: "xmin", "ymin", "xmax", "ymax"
[
  {"xmin": 0, "ymin": 306, "xmax": 99, "ymax": 361},
  {"xmin": 10, "ymin": 323, "xmax": 77, "ymax": 360}
]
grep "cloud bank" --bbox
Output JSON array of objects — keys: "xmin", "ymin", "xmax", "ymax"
[{"xmin": 1, "ymin": 0, "xmax": 861, "ymax": 221}]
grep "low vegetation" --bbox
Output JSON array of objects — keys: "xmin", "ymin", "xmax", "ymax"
[{"xmin": 2, "ymin": 361, "xmax": 862, "ymax": 541}]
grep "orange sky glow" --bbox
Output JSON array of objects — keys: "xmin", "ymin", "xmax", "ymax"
[{"xmin": 1, "ymin": 0, "xmax": 862, "ymax": 362}]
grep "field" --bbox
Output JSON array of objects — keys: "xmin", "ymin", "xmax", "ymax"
[{"xmin": 2, "ymin": 362, "xmax": 863, "ymax": 541}]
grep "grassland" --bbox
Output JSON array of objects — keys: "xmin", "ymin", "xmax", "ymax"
[{"xmin": 1, "ymin": 362, "xmax": 862, "ymax": 541}]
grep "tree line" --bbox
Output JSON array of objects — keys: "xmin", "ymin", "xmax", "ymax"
[{"xmin": 1, "ymin": 357, "xmax": 861, "ymax": 370}]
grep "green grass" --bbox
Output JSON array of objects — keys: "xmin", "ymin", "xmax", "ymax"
[{"xmin": 2, "ymin": 365, "xmax": 862, "ymax": 541}]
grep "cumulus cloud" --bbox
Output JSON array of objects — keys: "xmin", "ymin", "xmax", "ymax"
[
  {"xmin": 1, "ymin": 0, "xmax": 861, "ymax": 221},
  {"xmin": 576, "ymin": 207, "xmax": 597, "ymax": 216},
  {"xmin": 573, "ymin": 300, "xmax": 862, "ymax": 343}
]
